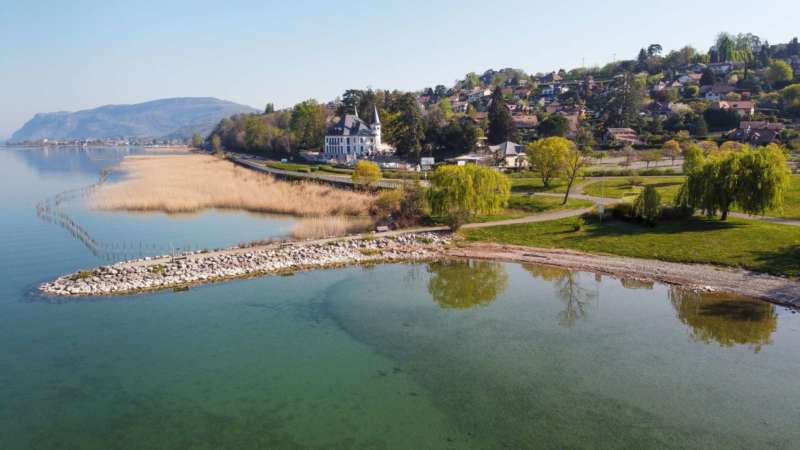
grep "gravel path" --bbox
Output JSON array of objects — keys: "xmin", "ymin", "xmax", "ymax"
[{"xmin": 447, "ymin": 243, "xmax": 800, "ymax": 308}]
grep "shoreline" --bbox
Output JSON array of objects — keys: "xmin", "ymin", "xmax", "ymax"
[
  {"xmin": 38, "ymin": 228, "xmax": 800, "ymax": 308},
  {"xmin": 446, "ymin": 243, "xmax": 800, "ymax": 309}
]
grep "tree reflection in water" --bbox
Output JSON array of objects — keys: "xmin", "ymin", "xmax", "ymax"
[
  {"xmin": 426, "ymin": 260, "xmax": 508, "ymax": 309},
  {"xmin": 669, "ymin": 287, "xmax": 778, "ymax": 352},
  {"xmin": 523, "ymin": 264, "xmax": 598, "ymax": 328}
]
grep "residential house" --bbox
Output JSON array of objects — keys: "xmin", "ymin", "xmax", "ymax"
[
  {"xmin": 540, "ymin": 71, "xmax": 563, "ymax": 83},
  {"xmin": 489, "ymin": 141, "xmax": 527, "ymax": 168},
  {"xmin": 452, "ymin": 153, "xmax": 492, "ymax": 166},
  {"xmin": 701, "ymin": 84, "xmax": 736, "ymax": 101},
  {"xmin": 450, "ymin": 100, "xmax": 469, "ymax": 113},
  {"xmin": 708, "ymin": 62, "xmax": 735, "ymax": 76},
  {"xmin": 467, "ymin": 88, "xmax": 492, "ymax": 103},
  {"xmin": 677, "ymin": 73, "xmax": 703, "ymax": 84},
  {"xmin": 645, "ymin": 101, "xmax": 673, "ymax": 118},
  {"xmin": 512, "ymin": 87, "xmax": 531, "ymax": 100},
  {"xmin": 726, "ymin": 121, "xmax": 783, "ymax": 145},
  {"xmin": 544, "ymin": 101, "xmax": 562, "ymax": 114},
  {"xmin": 512, "ymin": 114, "xmax": 539, "ymax": 131},
  {"xmin": 603, "ymin": 128, "xmax": 641, "ymax": 146},
  {"xmin": 713, "ymin": 100, "xmax": 755, "ymax": 118}
]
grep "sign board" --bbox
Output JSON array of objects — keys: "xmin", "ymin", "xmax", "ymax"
[{"xmin": 420, "ymin": 157, "xmax": 435, "ymax": 166}]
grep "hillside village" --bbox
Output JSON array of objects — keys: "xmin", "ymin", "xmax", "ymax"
[{"xmin": 207, "ymin": 32, "xmax": 800, "ymax": 173}]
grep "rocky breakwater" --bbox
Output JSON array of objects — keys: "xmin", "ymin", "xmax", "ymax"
[{"xmin": 40, "ymin": 232, "xmax": 451, "ymax": 296}]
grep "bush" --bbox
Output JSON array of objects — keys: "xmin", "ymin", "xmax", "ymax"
[
  {"xmin": 632, "ymin": 185, "xmax": 662, "ymax": 225},
  {"xmin": 628, "ymin": 175, "xmax": 644, "ymax": 187},
  {"xmin": 444, "ymin": 209, "xmax": 471, "ymax": 231}
]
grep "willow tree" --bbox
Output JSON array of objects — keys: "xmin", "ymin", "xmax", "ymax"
[
  {"xmin": 428, "ymin": 164, "xmax": 510, "ymax": 229},
  {"xmin": 678, "ymin": 144, "xmax": 790, "ymax": 220},
  {"xmin": 736, "ymin": 144, "xmax": 792, "ymax": 215}
]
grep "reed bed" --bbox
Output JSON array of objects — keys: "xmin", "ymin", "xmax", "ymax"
[
  {"xmin": 90, "ymin": 154, "xmax": 375, "ymax": 217},
  {"xmin": 291, "ymin": 216, "xmax": 374, "ymax": 239}
]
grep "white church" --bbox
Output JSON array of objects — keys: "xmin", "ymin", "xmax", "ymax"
[{"xmin": 322, "ymin": 106, "xmax": 393, "ymax": 161}]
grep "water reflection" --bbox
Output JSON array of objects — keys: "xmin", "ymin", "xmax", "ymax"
[
  {"xmin": 523, "ymin": 264, "xmax": 597, "ymax": 328},
  {"xmin": 426, "ymin": 260, "xmax": 508, "ymax": 309},
  {"xmin": 669, "ymin": 287, "xmax": 777, "ymax": 352}
]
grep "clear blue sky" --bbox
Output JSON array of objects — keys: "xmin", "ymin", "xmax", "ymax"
[{"xmin": 1, "ymin": 0, "xmax": 798, "ymax": 139}]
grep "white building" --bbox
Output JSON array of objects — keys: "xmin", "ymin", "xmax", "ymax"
[{"xmin": 322, "ymin": 107, "xmax": 392, "ymax": 161}]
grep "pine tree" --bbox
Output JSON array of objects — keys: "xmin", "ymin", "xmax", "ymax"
[{"xmin": 487, "ymin": 87, "xmax": 517, "ymax": 144}]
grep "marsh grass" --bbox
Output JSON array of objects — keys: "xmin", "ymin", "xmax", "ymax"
[
  {"xmin": 90, "ymin": 154, "xmax": 376, "ymax": 217},
  {"xmin": 291, "ymin": 216, "xmax": 373, "ymax": 239}
]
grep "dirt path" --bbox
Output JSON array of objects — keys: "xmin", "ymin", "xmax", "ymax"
[{"xmin": 447, "ymin": 243, "xmax": 800, "ymax": 308}]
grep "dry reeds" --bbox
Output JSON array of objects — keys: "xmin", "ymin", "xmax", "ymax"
[
  {"xmin": 90, "ymin": 154, "xmax": 375, "ymax": 217},
  {"xmin": 291, "ymin": 216, "xmax": 374, "ymax": 239}
]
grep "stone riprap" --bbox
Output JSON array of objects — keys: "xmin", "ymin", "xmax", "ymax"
[{"xmin": 40, "ymin": 233, "xmax": 450, "ymax": 296}]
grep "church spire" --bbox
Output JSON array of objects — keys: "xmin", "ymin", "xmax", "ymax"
[{"xmin": 373, "ymin": 106, "xmax": 380, "ymax": 125}]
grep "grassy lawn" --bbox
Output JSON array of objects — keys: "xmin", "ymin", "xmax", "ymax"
[
  {"xmin": 461, "ymin": 216, "xmax": 800, "ymax": 278},
  {"xmin": 581, "ymin": 176, "xmax": 685, "ymax": 203},
  {"xmin": 510, "ymin": 177, "xmax": 569, "ymax": 193},
  {"xmin": 469, "ymin": 195, "xmax": 594, "ymax": 223}
]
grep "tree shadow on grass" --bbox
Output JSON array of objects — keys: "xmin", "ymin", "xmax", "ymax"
[
  {"xmin": 579, "ymin": 216, "xmax": 745, "ymax": 239},
  {"xmin": 749, "ymin": 245, "xmax": 800, "ymax": 278}
]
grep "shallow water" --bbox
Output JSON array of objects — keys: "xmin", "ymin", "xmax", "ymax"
[{"xmin": 1, "ymin": 147, "xmax": 799, "ymax": 449}]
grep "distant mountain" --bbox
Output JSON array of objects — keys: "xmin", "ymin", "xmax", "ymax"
[{"xmin": 10, "ymin": 97, "xmax": 259, "ymax": 142}]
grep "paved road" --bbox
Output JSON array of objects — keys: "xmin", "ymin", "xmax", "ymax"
[{"xmin": 228, "ymin": 154, "xmax": 407, "ymax": 189}]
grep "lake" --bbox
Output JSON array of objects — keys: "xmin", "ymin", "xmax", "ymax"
[{"xmin": 1, "ymin": 146, "xmax": 799, "ymax": 449}]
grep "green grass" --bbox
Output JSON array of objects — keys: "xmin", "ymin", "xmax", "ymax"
[
  {"xmin": 461, "ymin": 216, "xmax": 800, "ymax": 278},
  {"xmin": 510, "ymin": 177, "xmax": 569, "ymax": 193},
  {"xmin": 581, "ymin": 176, "xmax": 685, "ymax": 203},
  {"xmin": 469, "ymin": 195, "xmax": 594, "ymax": 223}
]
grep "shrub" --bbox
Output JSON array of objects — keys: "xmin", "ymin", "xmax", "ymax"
[
  {"xmin": 633, "ymin": 185, "xmax": 662, "ymax": 225},
  {"xmin": 444, "ymin": 209, "xmax": 472, "ymax": 231},
  {"xmin": 628, "ymin": 175, "xmax": 644, "ymax": 187}
]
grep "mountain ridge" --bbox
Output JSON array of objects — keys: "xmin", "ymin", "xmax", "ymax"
[{"xmin": 11, "ymin": 97, "xmax": 259, "ymax": 142}]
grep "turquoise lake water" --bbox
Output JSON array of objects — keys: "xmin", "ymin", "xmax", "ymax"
[{"xmin": 1, "ymin": 146, "xmax": 799, "ymax": 449}]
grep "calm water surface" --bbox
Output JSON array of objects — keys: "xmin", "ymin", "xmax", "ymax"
[{"xmin": 1, "ymin": 146, "xmax": 799, "ymax": 449}]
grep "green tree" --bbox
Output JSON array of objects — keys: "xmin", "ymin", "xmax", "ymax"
[
  {"xmin": 647, "ymin": 43, "xmax": 663, "ymax": 56},
  {"xmin": 487, "ymin": 86, "xmax": 517, "ymax": 144},
  {"xmin": 633, "ymin": 185, "xmax": 662, "ymax": 225},
  {"xmin": 780, "ymin": 84, "xmax": 800, "ymax": 115},
  {"xmin": 525, "ymin": 137, "xmax": 570, "ymax": 188},
  {"xmin": 662, "ymin": 139, "xmax": 682, "ymax": 165},
  {"xmin": 766, "ymin": 59, "xmax": 794, "ymax": 86},
  {"xmin": 385, "ymin": 93, "xmax": 425, "ymax": 158},
  {"xmin": 191, "ymin": 132, "xmax": 202, "ymax": 148},
  {"xmin": 428, "ymin": 165, "xmax": 510, "ymax": 228},
  {"xmin": 538, "ymin": 114, "xmax": 569, "ymax": 137},
  {"xmin": 290, "ymin": 99, "xmax": 327, "ymax": 150},
  {"xmin": 700, "ymin": 68, "xmax": 716, "ymax": 86},
  {"xmin": 605, "ymin": 72, "xmax": 645, "ymax": 128},
  {"xmin": 736, "ymin": 144, "xmax": 792, "ymax": 215},
  {"xmin": 640, "ymin": 150, "xmax": 663, "ymax": 168},
  {"xmin": 560, "ymin": 143, "xmax": 587, "ymax": 205},
  {"xmin": 691, "ymin": 113, "xmax": 709, "ymax": 138},
  {"xmin": 264, "ymin": 103, "xmax": 275, "ymax": 114},
  {"xmin": 352, "ymin": 160, "xmax": 381, "ymax": 188}
]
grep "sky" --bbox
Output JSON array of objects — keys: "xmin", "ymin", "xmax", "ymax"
[{"xmin": 1, "ymin": 0, "xmax": 798, "ymax": 139}]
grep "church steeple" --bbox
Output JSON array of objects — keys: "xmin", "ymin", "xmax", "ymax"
[{"xmin": 372, "ymin": 106, "xmax": 380, "ymax": 125}]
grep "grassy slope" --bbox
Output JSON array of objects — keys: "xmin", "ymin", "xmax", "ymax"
[
  {"xmin": 462, "ymin": 216, "xmax": 800, "ymax": 278},
  {"xmin": 581, "ymin": 175, "xmax": 799, "ymax": 219},
  {"xmin": 510, "ymin": 177, "xmax": 569, "ymax": 193},
  {"xmin": 581, "ymin": 177, "xmax": 685, "ymax": 202},
  {"xmin": 470, "ymin": 195, "xmax": 594, "ymax": 222}
]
